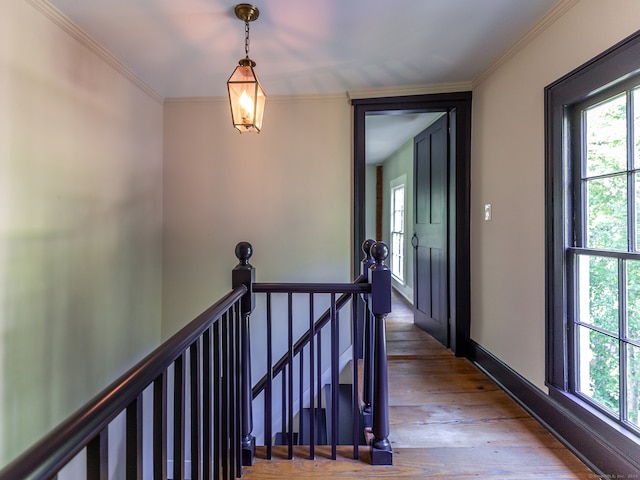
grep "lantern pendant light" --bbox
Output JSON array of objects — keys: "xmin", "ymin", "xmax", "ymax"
[{"xmin": 227, "ymin": 4, "xmax": 266, "ymax": 133}]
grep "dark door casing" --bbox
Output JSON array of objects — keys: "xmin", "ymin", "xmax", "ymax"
[{"xmin": 352, "ymin": 92, "xmax": 471, "ymax": 357}]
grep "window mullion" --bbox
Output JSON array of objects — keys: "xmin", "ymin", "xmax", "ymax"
[
  {"xmin": 575, "ymin": 108, "xmax": 587, "ymax": 248},
  {"xmin": 620, "ymin": 259, "xmax": 629, "ymax": 422},
  {"xmin": 567, "ymin": 250, "xmax": 578, "ymax": 392},
  {"xmin": 624, "ymin": 88, "xmax": 634, "ymax": 424},
  {"xmin": 628, "ymin": 89, "xmax": 636, "ymax": 252}
]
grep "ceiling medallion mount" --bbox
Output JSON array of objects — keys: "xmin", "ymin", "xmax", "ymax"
[{"xmin": 234, "ymin": 4, "xmax": 259, "ymax": 23}]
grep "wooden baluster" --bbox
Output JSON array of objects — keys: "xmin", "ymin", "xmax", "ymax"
[
  {"xmin": 153, "ymin": 372, "xmax": 168, "ymax": 480},
  {"xmin": 298, "ymin": 339, "xmax": 304, "ymax": 453},
  {"xmin": 360, "ymin": 239, "xmax": 375, "ymax": 429},
  {"xmin": 308, "ymin": 293, "xmax": 315, "ymax": 459},
  {"xmin": 232, "ymin": 242, "xmax": 256, "ymax": 466},
  {"xmin": 202, "ymin": 327, "xmax": 213, "ymax": 479},
  {"xmin": 368, "ymin": 242, "xmax": 393, "ymax": 465},
  {"xmin": 126, "ymin": 395, "xmax": 143, "ymax": 480},
  {"xmin": 174, "ymin": 354, "xmax": 186, "ymax": 480},
  {"xmin": 316, "ymin": 320, "xmax": 322, "ymax": 447},
  {"xmin": 265, "ymin": 292, "xmax": 273, "ymax": 460},
  {"xmin": 232, "ymin": 304, "xmax": 241, "ymax": 479},
  {"xmin": 281, "ymin": 365, "xmax": 287, "ymax": 453},
  {"xmin": 351, "ymin": 292, "xmax": 360, "ymax": 460},
  {"xmin": 287, "ymin": 292, "xmax": 294, "ymax": 460},
  {"xmin": 330, "ymin": 292, "xmax": 338, "ymax": 460},
  {"xmin": 212, "ymin": 321, "xmax": 221, "ymax": 478},
  {"xmin": 190, "ymin": 341, "xmax": 202, "ymax": 480},
  {"xmin": 86, "ymin": 429, "xmax": 108, "ymax": 480},
  {"xmin": 221, "ymin": 313, "xmax": 230, "ymax": 480}
]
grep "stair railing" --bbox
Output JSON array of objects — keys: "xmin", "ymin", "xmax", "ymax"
[
  {"xmin": 238, "ymin": 240, "xmax": 393, "ymax": 467},
  {"xmin": 0, "ymin": 240, "xmax": 392, "ymax": 480},
  {"xmin": 0, "ymin": 287, "xmax": 247, "ymax": 480}
]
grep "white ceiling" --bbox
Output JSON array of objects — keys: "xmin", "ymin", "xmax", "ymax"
[
  {"xmin": 45, "ymin": 0, "xmax": 560, "ymax": 161},
  {"xmin": 366, "ymin": 112, "xmax": 444, "ymax": 164},
  {"xmin": 47, "ymin": 0, "xmax": 560, "ymax": 98}
]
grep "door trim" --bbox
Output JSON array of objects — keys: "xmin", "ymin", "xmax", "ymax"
[{"xmin": 352, "ymin": 92, "xmax": 472, "ymax": 356}]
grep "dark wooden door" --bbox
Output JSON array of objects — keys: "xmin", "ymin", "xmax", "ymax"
[{"xmin": 413, "ymin": 114, "xmax": 449, "ymax": 346}]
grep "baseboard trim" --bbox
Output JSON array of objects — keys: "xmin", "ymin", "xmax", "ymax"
[{"xmin": 467, "ymin": 341, "xmax": 640, "ymax": 478}]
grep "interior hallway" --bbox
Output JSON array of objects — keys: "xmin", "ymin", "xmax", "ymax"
[{"xmin": 240, "ymin": 291, "xmax": 595, "ymax": 479}]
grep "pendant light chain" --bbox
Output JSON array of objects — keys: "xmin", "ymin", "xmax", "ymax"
[{"xmin": 244, "ymin": 20, "xmax": 250, "ymax": 59}]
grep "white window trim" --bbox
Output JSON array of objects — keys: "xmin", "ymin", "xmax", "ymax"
[{"xmin": 390, "ymin": 174, "xmax": 407, "ymax": 284}]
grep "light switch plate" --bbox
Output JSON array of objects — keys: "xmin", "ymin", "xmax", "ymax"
[{"xmin": 484, "ymin": 204, "xmax": 492, "ymax": 221}]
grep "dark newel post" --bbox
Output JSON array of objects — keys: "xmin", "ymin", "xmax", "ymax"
[
  {"xmin": 233, "ymin": 242, "xmax": 256, "ymax": 466},
  {"xmin": 360, "ymin": 239, "xmax": 375, "ymax": 429},
  {"xmin": 368, "ymin": 242, "xmax": 393, "ymax": 465}
]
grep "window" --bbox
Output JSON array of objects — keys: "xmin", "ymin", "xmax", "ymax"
[
  {"xmin": 571, "ymin": 87, "xmax": 640, "ymax": 429},
  {"xmin": 390, "ymin": 183, "xmax": 405, "ymax": 281},
  {"xmin": 546, "ymin": 31, "xmax": 640, "ymax": 457}
]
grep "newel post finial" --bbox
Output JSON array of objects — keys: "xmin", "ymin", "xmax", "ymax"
[
  {"xmin": 370, "ymin": 241, "xmax": 389, "ymax": 268},
  {"xmin": 235, "ymin": 241, "xmax": 253, "ymax": 266},
  {"xmin": 233, "ymin": 242, "xmax": 255, "ymax": 314},
  {"xmin": 369, "ymin": 242, "xmax": 391, "ymax": 315},
  {"xmin": 361, "ymin": 239, "xmax": 376, "ymax": 280},
  {"xmin": 232, "ymin": 241, "xmax": 255, "ymax": 466}
]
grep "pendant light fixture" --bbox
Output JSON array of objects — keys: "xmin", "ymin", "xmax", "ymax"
[{"xmin": 227, "ymin": 4, "xmax": 266, "ymax": 133}]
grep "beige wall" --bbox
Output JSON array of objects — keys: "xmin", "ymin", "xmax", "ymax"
[
  {"xmin": 0, "ymin": 0, "xmax": 163, "ymax": 467},
  {"xmin": 162, "ymin": 96, "xmax": 352, "ymax": 338},
  {"xmin": 471, "ymin": 0, "xmax": 640, "ymax": 390}
]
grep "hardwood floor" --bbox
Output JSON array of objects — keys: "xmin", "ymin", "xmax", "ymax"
[{"xmin": 241, "ymin": 292, "xmax": 595, "ymax": 479}]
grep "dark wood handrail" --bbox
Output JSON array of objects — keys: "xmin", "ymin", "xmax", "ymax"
[
  {"xmin": 0, "ymin": 286, "xmax": 247, "ymax": 480},
  {"xmin": 251, "ymin": 276, "xmax": 368, "ymax": 398},
  {"xmin": 253, "ymin": 280, "xmax": 369, "ymax": 294}
]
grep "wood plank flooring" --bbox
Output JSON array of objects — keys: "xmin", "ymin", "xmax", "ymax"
[{"xmin": 241, "ymin": 293, "xmax": 595, "ymax": 479}]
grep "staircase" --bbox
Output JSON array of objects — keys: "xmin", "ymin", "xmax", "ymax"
[
  {"xmin": 246, "ymin": 240, "xmax": 393, "ymax": 466},
  {"xmin": 274, "ymin": 381, "xmax": 367, "ymax": 448},
  {"xmin": 0, "ymin": 240, "xmax": 393, "ymax": 479}
]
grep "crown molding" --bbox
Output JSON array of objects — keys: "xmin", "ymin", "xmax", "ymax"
[
  {"xmin": 166, "ymin": 86, "xmax": 474, "ymax": 105},
  {"xmin": 472, "ymin": 0, "xmax": 580, "ymax": 88},
  {"xmin": 24, "ymin": 0, "xmax": 164, "ymax": 104},
  {"xmin": 347, "ymin": 82, "xmax": 473, "ymax": 100},
  {"xmin": 164, "ymin": 93, "xmax": 350, "ymax": 105},
  {"xmin": 266, "ymin": 93, "xmax": 349, "ymax": 103},
  {"xmin": 163, "ymin": 97, "xmax": 228, "ymax": 104}
]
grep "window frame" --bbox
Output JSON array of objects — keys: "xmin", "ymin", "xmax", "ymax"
[
  {"xmin": 569, "ymin": 84, "xmax": 640, "ymax": 429},
  {"xmin": 390, "ymin": 175, "xmax": 407, "ymax": 283},
  {"xmin": 545, "ymin": 29, "xmax": 640, "ymax": 460}
]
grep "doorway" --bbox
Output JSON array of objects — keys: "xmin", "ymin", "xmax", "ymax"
[{"xmin": 352, "ymin": 92, "xmax": 471, "ymax": 356}]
